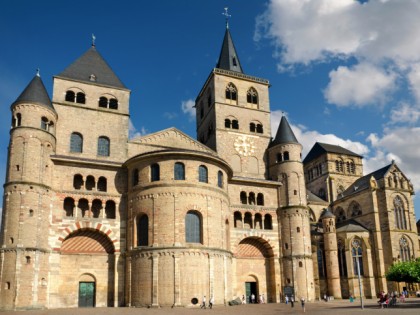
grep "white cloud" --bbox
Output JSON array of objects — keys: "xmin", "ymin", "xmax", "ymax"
[
  {"xmin": 389, "ymin": 102, "xmax": 420, "ymax": 124},
  {"xmin": 324, "ymin": 63, "xmax": 396, "ymax": 107},
  {"xmin": 129, "ymin": 119, "xmax": 148, "ymax": 139},
  {"xmin": 181, "ymin": 99, "xmax": 196, "ymax": 121}
]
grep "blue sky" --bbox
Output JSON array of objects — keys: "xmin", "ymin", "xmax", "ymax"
[{"xmin": 1, "ymin": 0, "xmax": 419, "ymax": 220}]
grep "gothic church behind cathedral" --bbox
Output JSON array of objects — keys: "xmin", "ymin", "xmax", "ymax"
[{"xmin": 0, "ymin": 24, "xmax": 419, "ymax": 310}]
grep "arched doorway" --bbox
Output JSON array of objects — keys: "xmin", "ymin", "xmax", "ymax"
[
  {"xmin": 235, "ymin": 237, "xmax": 276, "ymax": 303},
  {"xmin": 78, "ymin": 274, "xmax": 96, "ymax": 307}
]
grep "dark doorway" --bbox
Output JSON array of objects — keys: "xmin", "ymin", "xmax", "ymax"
[
  {"xmin": 245, "ymin": 282, "xmax": 257, "ymax": 303},
  {"xmin": 79, "ymin": 282, "xmax": 95, "ymax": 307}
]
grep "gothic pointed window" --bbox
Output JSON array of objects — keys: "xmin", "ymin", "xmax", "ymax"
[
  {"xmin": 70, "ymin": 132, "xmax": 83, "ymax": 153},
  {"xmin": 174, "ymin": 162, "xmax": 185, "ymax": 180},
  {"xmin": 151, "ymin": 163, "xmax": 160, "ymax": 182},
  {"xmin": 137, "ymin": 214, "xmax": 149, "ymax": 246},
  {"xmin": 351, "ymin": 239, "xmax": 364, "ymax": 276},
  {"xmin": 247, "ymin": 87, "xmax": 258, "ymax": 105},
  {"xmin": 185, "ymin": 211, "xmax": 202, "ymax": 243},
  {"xmin": 225, "ymin": 83, "xmax": 237, "ymax": 102},
  {"xmin": 198, "ymin": 165, "xmax": 208, "ymax": 183},
  {"xmin": 399, "ymin": 237, "xmax": 411, "ymax": 262},
  {"xmin": 317, "ymin": 243, "xmax": 326, "ymax": 278},
  {"xmin": 394, "ymin": 196, "xmax": 407, "ymax": 229},
  {"xmin": 350, "ymin": 201, "xmax": 362, "ymax": 217},
  {"xmin": 335, "ymin": 207, "xmax": 346, "ymax": 223},
  {"xmin": 97, "ymin": 136, "xmax": 110, "ymax": 156},
  {"xmin": 337, "ymin": 239, "xmax": 347, "ymax": 277}
]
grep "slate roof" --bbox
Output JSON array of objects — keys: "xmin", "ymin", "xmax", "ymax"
[
  {"xmin": 306, "ymin": 190, "xmax": 328, "ymax": 203},
  {"xmin": 216, "ymin": 28, "xmax": 243, "ymax": 73},
  {"xmin": 339, "ymin": 163, "xmax": 392, "ymax": 198},
  {"xmin": 269, "ymin": 116, "xmax": 298, "ymax": 148},
  {"xmin": 13, "ymin": 74, "xmax": 54, "ymax": 110},
  {"xmin": 57, "ymin": 46, "xmax": 126, "ymax": 89},
  {"xmin": 320, "ymin": 209, "xmax": 335, "ymax": 219},
  {"xmin": 336, "ymin": 219, "xmax": 369, "ymax": 233},
  {"xmin": 303, "ymin": 142, "xmax": 363, "ymax": 164}
]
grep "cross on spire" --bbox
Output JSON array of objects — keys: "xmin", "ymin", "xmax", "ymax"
[
  {"xmin": 36, "ymin": 68, "xmax": 40, "ymax": 77},
  {"xmin": 222, "ymin": 7, "xmax": 231, "ymax": 29},
  {"xmin": 92, "ymin": 33, "xmax": 96, "ymax": 47}
]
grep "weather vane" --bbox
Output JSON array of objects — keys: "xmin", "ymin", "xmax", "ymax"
[
  {"xmin": 92, "ymin": 33, "xmax": 96, "ymax": 47},
  {"xmin": 222, "ymin": 7, "xmax": 231, "ymax": 29}
]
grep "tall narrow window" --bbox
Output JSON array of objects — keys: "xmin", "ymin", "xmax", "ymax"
[
  {"xmin": 257, "ymin": 193, "xmax": 264, "ymax": 206},
  {"xmin": 198, "ymin": 165, "xmax": 208, "ymax": 183},
  {"xmin": 399, "ymin": 237, "xmax": 411, "ymax": 262},
  {"xmin": 151, "ymin": 163, "xmax": 160, "ymax": 182},
  {"xmin": 109, "ymin": 98, "xmax": 118, "ymax": 109},
  {"xmin": 97, "ymin": 176, "xmax": 107, "ymax": 192},
  {"xmin": 338, "ymin": 239, "xmax": 347, "ymax": 277},
  {"xmin": 234, "ymin": 211, "xmax": 242, "ymax": 228},
  {"xmin": 256, "ymin": 124, "xmax": 263, "ymax": 133},
  {"xmin": 264, "ymin": 214, "xmax": 272, "ymax": 230},
  {"xmin": 70, "ymin": 132, "xmax": 83, "ymax": 153},
  {"xmin": 86, "ymin": 175, "xmax": 95, "ymax": 191},
  {"xmin": 350, "ymin": 201, "xmax": 362, "ymax": 217},
  {"xmin": 105, "ymin": 200, "xmax": 116, "ymax": 219},
  {"xmin": 283, "ymin": 151, "xmax": 290, "ymax": 161},
  {"xmin": 73, "ymin": 174, "xmax": 83, "ymax": 190},
  {"xmin": 225, "ymin": 119, "xmax": 231, "ymax": 128},
  {"xmin": 394, "ymin": 196, "xmax": 407, "ymax": 229},
  {"xmin": 174, "ymin": 162, "xmax": 185, "ymax": 180},
  {"xmin": 250, "ymin": 123, "xmax": 256, "ymax": 132},
  {"xmin": 244, "ymin": 212, "xmax": 253, "ymax": 229},
  {"xmin": 137, "ymin": 214, "xmax": 149, "ymax": 246},
  {"xmin": 217, "ymin": 171, "xmax": 223, "ymax": 188},
  {"xmin": 76, "ymin": 92, "xmax": 86, "ymax": 104},
  {"xmin": 225, "ymin": 83, "xmax": 237, "ymax": 101},
  {"xmin": 41, "ymin": 117, "xmax": 48, "ymax": 130},
  {"xmin": 65, "ymin": 90, "xmax": 75, "ymax": 102},
  {"xmin": 240, "ymin": 191, "xmax": 247, "ymax": 204},
  {"xmin": 317, "ymin": 243, "xmax": 326, "ymax": 278},
  {"xmin": 63, "ymin": 197, "xmax": 75, "ymax": 217},
  {"xmin": 92, "ymin": 199, "xmax": 102, "ymax": 218},
  {"xmin": 132, "ymin": 169, "xmax": 139, "ymax": 186},
  {"xmin": 97, "ymin": 136, "xmax": 110, "ymax": 156},
  {"xmin": 246, "ymin": 87, "xmax": 258, "ymax": 105},
  {"xmin": 99, "ymin": 96, "xmax": 108, "ymax": 108},
  {"xmin": 185, "ymin": 211, "xmax": 202, "ymax": 243},
  {"xmin": 248, "ymin": 192, "xmax": 255, "ymax": 205},
  {"xmin": 352, "ymin": 239, "xmax": 364, "ymax": 276}
]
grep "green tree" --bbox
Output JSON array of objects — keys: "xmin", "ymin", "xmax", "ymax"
[{"xmin": 385, "ymin": 259, "xmax": 420, "ymax": 284}]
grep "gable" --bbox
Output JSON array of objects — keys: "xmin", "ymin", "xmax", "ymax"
[{"xmin": 127, "ymin": 127, "xmax": 217, "ymax": 158}]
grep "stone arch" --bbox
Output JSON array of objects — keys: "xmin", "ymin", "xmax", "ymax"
[
  {"xmin": 60, "ymin": 228, "xmax": 115, "ymax": 254},
  {"xmin": 235, "ymin": 236, "xmax": 274, "ymax": 258}
]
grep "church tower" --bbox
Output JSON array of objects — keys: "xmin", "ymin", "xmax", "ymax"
[
  {"xmin": 268, "ymin": 115, "xmax": 315, "ymax": 301},
  {"xmin": 0, "ymin": 73, "xmax": 57, "ymax": 309},
  {"xmin": 195, "ymin": 23, "xmax": 271, "ymax": 179}
]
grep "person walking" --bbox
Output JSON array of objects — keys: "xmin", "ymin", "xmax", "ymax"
[
  {"xmin": 285, "ymin": 295, "xmax": 289, "ymax": 304},
  {"xmin": 251, "ymin": 293, "xmax": 255, "ymax": 304},
  {"xmin": 291, "ymin": 295, "xmax": 295, "ymax": 307},
  {"xmin": 200, "ymin": 295, "xmax": 206, "ymax": 309},
  {"xmin": 209, "ymin": 296, "xmax": 214, "ymax": 309},
  {"xmin": 300, "ymin": 297, "xmax": 306, "ymax": 312}
]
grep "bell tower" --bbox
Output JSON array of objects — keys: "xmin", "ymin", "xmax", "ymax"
[{"xmin": 195, "ymin": 22, "xmax": 271, "ymax": 179}]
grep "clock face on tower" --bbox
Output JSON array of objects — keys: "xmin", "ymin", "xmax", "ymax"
[{"xmin": 234, "ymin": 136, "xmax": 256, "ymax": 156}]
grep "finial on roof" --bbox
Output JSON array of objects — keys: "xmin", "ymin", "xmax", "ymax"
[
  {"xmin": 282, "ymin": 111, "xmax": 285, "ymax": 117},
  {"xmin": 92, "ymin": 33, "xmax": 96, "ymax": 47},
  {"xmin": 36, "ymin": 68, "xmax": 40, "ymax": 77},
  {"xmin": 222, "ymin": 7, "xmax": 231, "ymax": 29}
]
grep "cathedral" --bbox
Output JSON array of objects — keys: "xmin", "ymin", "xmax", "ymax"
[{"xmin": 0, "ymin": 22, "xmax": 419, "ymax": 310}]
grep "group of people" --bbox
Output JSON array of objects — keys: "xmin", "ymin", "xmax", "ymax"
[
  {"xmin": 200, "ymin": 295, "xmax": 214, "ymax": 309},
  {"xmin": 241, "ymin": 293, "xmax": 266, "ymax": 304},
  {"xmin": 377, "ymin": 290, "xmax": 408, "ymax": 308},
  {"xmin": 285, "ymin": 295, "xmax": 306, "ymax": 312}
]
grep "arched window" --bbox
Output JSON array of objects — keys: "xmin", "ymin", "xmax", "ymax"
[
  {"xmin": 97, "ymin": 176, "xmax": 107, "ymax": 192},
  {"xmin": 225, "ymin": 119, "xmax": 231, "ymax": 128},
  {"xmin": 394, "ymin": 196, "xmax": 407, "ymax": 229},
  {"xmin": 244, "ymin": 212, "xmax": 253, "ymax": 229},
  {"xmin": 250, "ymin": 123, "xmax": 256, "ymax": 132},
  {"xmin": 399, "ymin": 237, "xmax": 411, "ymax": 262},
  {"xmin": 78, "ymin": 198, "xmax": 89, "ymax": 217},
  {"xmin": 109, "ymin": 98, "xmax": 118, "ymax": 109},
  {"xmin": 63, "ymin": 197, "xmax": 75, "ymax": 217},
  {"xmin": 85, "ymin": 175, "xmax": 95, "ymax": 191},
  {"xmin": 248, "ymin": 192, "xmax": 255, "ymax": 205},
  {"xmin": 283, "ymin": 151, "xmax": 290, "ymax": 161},
  {"xmin": 185, "ymin": 211, "xmax": 202, "ymax": 243},
  {"xmin": 232, "ymin": 120, "xmax": 239, "ymax": 129},
  {"xmin": 240, "ymin": 191, "xmax": 247, "ymax": 204},
  {"xmin": 346, "ymin": 161, "xmax": 351, "ymax": 173},
  {"xmin": 12, "ymin": 113, "xmax": 22, "ymax": 128},
  {"xmin": 256, "ymin": 124, "xmax": 263, "ymax": 133},
  {"xmin": 132, "ymin": 169, "xmax": 139, "ymax": 186},
  {"xmin": 234, "ymin": 211, "xmax": 242, "ymax": 228},
  {"xmin": 41, "ymin": 117, "xmax": 48, "ymax": 130},
  {"xmin": 225, "ymin": 83, "xmax": 237, "ymax": 102},
  {"xmin": 217, "ymin": 171, "xmax": 223, "ymax": 188},
  {"xmin": 247, "ymin": 87, "xmax": 258, "ymax": 105},
  {"xmin": 105, "ymin": 200, "xmax": 116, "ymax": 219},
  {"xmin": 317, "ymin": 243, "xmax": 326, "ymax": 278},
  {"xmin": 65, "ymin": 90, "xmax": 75, "ymax": 102},
  {"xmin": 97, "ymin": 136, "xmax": 110, "ymax": 156},
  {"xmin": 264, "ymin": 214, "xmax": 272, "ymax": 230},
  {"xmin": 137, "ymin": 215, "xmax": 149, "ymax": 246},
  {"xmin": 174, "ymin": 162, "xmax": 185, "ymax": 180},
  {"xmin": 99, "ymin": 96, "xmax": 108, "ymax": 108},
  {"xmin": 257, "ymin": 193, "xmax": 264, "ymax": 206},
  {"xmin": 338, "ymin": 239, "xmax": 347, "ymax": 277},
  {"xmin": 198, "ymin": 165, "xmax": 208, "ymax": 183},
  {"xmin": 76, "ymin": 92, "xmax": 86, "ymax": 104},
  {"xmin": 70, "ymin": 132, "xmax": 83, "ymax": 153},
  {"xmin": 350, "ymin": 162, "xmax": 355, "ymax": 174},
  {"xmin": 351, "ymin": 239, "xmax": 364, "ymax": 276},
  {"xmin": 335, "ymin": 207, "xmax": 346, "ymax": 223},
  {"xmin": 350, "ymin": 201, "xmax": 362, "ymax": 217},
  {"xmin": 92, "ymin": 199, "xmax": 102, "ymax": 218},
  {"xmin": 151, "ymin": 163, "xmax": 160, "ymax": 182},
  {"xmin": 73, "ymin": 174, "xmax": 83, "ymax": 190},
  {"xmin": 254, "ymin": 213, "xmax": 262, "ymax": 229},
  {"xmin": 276, "ymin": 153, "xmax": 282, "ymax": 163}
]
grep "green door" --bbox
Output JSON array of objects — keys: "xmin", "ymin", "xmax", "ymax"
[
  {"xmin": 79, "ymin": 282, "xmax": 95, "ymax": 307},
  {"xmin": 245, "ymin": 282, "xmax": 257, "ymax": 303}
]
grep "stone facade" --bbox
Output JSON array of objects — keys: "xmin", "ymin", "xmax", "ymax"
[{"xmin": 0, "ymin": 28, "xmax": 419, "ymax": 311}]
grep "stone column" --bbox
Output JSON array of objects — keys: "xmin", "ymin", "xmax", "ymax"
[{"xmin": 151, "ymin": 254, "xmax": 159, "ymax": 307}]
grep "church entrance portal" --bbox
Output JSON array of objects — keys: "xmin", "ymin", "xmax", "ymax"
[
  {"xmin": 78, "ymin": 282, "xmax": 96, "ymax": 307},
  {"xmin": 245, "ymin": 282, "xmax": 257, "ymax": 303}
]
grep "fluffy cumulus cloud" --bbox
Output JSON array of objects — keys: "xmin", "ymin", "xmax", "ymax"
[
  {"xmin": 324, "ymin": 63, "xmax": 396, "ymax": 107},
  {"xmin": 129, "ymin": 119, "xmax": 148, "ymax": 139},
  {"xmin": 181, "ymin": 99, "xmax": 196, "ymax": 120}
]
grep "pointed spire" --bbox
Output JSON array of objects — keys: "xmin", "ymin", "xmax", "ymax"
[
  {"xmin": 13, "ymin": 73, "xmax": 54, "ymax": 110},
  {"xmin": 216, "ymin": 10, "xmax": 243, "ymax": 73},
  {"xmin": 269, "ymin": 115, "xmax": 299, "ymax": 148},
  {"xmin": 58, "ymin": 46, "xmax": 126, "ymax": 89}
]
